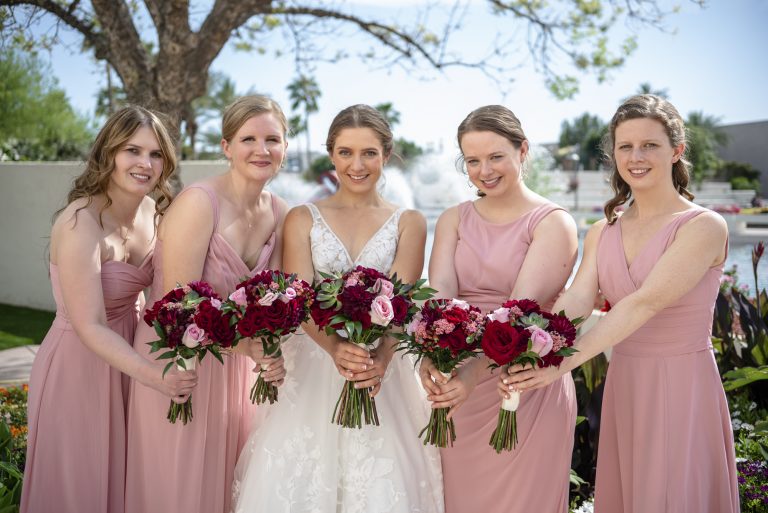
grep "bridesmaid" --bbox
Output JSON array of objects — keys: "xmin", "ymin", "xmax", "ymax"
[
  {"xmin": 21, "ymin": 106, "xmax": 197, "ymax": 513},
  {"xmin": 421, "ymin": 105, "xmax": 579, "ymax": 512},
  {"xmin": 125, "ymin": 95, "xmax": 289, "ymax": 513},
  {"xmin": 505, "ymin": 94, "xmax": 739, "ymax": 512}
]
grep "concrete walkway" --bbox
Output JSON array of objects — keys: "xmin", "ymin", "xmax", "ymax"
[{"xmin": 0, "ymin": 345, "xmax": 38, "ymax": 385}]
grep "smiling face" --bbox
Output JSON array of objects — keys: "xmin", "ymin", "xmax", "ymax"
[
  {"xmin": 330, "ymin": 127, "xmax": 386, "ymax": 192},
  {"xmin": 613, "ymin": 117, "xmax": 684, "ymax": 192},
  {"xmin": 109, "ymin": 125, "xmax": 164, "ymax": 197},
  {"xmin": 460, "ymin": 130, "xmax": 528, "ymax": 196},
  {"xmin": 221, "ymin": 112, "xmax": 287, "ymax": 182}
]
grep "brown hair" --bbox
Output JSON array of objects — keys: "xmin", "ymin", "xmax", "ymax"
[
  {"xmin": 59, "ymin": 105, "xmax": 177, "ymax": 225},
  {"xmin": 602, "ymin": 94, "xmax": 694, "ymax": 224},
  {"xmin": 221, "ymin": 95, "xmax": 288, "ymax": 142},
  {"xmin": 325, "ymin": 104, "xmax": 393, "ymax": 158},
  {"xmin": 455, "ymin": 105, "xmax": 528, "ymax": 197}
]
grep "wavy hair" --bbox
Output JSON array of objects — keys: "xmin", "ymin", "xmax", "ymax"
[
  {"xmin": 602, "ymin": 94, "xmax": 694, "ymax": 224},
  {"xmin": 58, "ymin": 105, "xmax": 177, "ymax": 226}
]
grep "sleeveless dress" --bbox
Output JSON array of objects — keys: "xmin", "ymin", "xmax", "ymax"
[
  {"xmin": 125, "ymin": 184, "xmax": 279, "ymax": 513},
  {"xmin": 594, "ymin": 208, "xmax": 739, "ymax": 513},
  {"xmin": 442, "ymin": 201, "xmax": 577, "ymax": 513},
  {"xmin": 21, "ymin": 258, "xmax": 152, "ymax": 513},
  {"xmin": 232, "ymin": 203, "xmax": 444, "ymax": 513}
]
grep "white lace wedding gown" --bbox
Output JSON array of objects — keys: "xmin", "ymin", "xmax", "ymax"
[{"xmin": 232, "ymin": 203, "xmax": 444, "ymax": 513}]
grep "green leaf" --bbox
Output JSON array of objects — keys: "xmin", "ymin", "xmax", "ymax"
[
  {"xmin": 722, "ymin": 366, "xmax": 768, "ymax": 391},
  {"xmin": 157, "ymin": 350, "xmax": 177, "ymax": 360},
  {"xmin": 162, "ymin": 361, "xmax": 174, "ymax": 377}
]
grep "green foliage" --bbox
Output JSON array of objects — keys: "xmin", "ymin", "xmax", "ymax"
[
  {"xmin": 303, "ymin": 155, "xmax": 334, "ymax": 183},
  {"xmin": 558, "ymin": 113, "xmax": 607, "ymax": 169},
  {"xmin": 685, "ymin": 111, "xmax": 729, "ymax": 183},
  {"xmin": 717, "ymin": 161, "xmax": 761, "ymax": 193},
  {"xmin": 0, "ymin": 384, "xmax": 28, "ymax": 511},
  {"xmin": 0, "ymin": 48, "xmax": 93, "ymax": 161},
  {"xmin": 374, "ymin": 103, "xmax": 401, "ymax": 128}
]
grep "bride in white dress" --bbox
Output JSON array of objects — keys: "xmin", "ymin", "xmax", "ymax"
[{"xmin": 232, "ymin": 104, "xmax": 444, "ymax": 513}]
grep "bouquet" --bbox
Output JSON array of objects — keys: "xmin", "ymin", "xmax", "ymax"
[
  {"xmin": 144, "ymin": 281, "xmax": 236, "ymax": 424},
  {"xmin": 226, "ymin": 270, "xmax": 313, "ymax": 404},
  {"xmin": 312, "ymin": 265, "xmax": 432, "ymax": 428},
  {"xmin": 399, "ymin": 298, "xmax": 485, "ymax": 447},
  {"xmin": 481, "ymin": 299, "xmax": 579, "ymax": 452}
]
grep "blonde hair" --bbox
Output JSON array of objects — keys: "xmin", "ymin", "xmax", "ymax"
[
  {"xmin": 221, "ymin": 95, "xmax": 288, "ymax": 142},
  {"xmin": 60, "ymin": 105, "xmax": 177, "ymax": 225},
  {"xmin": 602, "ymin": 94, "xmax": 693, "ymax": 224}
]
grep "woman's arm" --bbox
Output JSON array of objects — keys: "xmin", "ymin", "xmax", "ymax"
[
  {"xmin": 267, "ymin": 195, "xmax": 290, "ymax": 270},
  {"xmin": 506, "ymin": 212, "xmax": 728, "ymax": 392},
  {"xmin": 55, "ymin": 208, "xmax": 198, "ymax": 401}
]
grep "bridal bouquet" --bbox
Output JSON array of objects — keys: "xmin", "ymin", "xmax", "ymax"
[
  {"xmin": 144, "ymin": 281, "xmax": 235, "ymax": 424},
  {"xmin": 312, "ymin": 265, "xmax": 432, "ymax": 428},
  {"xmin": 399, "ymin": 298, "xmax": 485, "ymax": 447},
  {"xmin": 227, "ymin": 270, "xmax": 314, "ymax": 404},
  {"xmin": 482, "ymin": 299, "xmax": 579, "ymax": 452}
]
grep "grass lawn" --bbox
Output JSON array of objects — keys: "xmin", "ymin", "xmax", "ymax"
[{"xmin": 0, "ymin": 304, "xmax": 54, "ymax": 350}]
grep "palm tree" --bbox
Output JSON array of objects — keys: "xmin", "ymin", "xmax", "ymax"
[
  {"xmin": 686, "ymin": 111, "xmax": 729, "ymax": 183},
  {"xmin": 374, "ymin": 102, "xmax": 401, "ymax": 128},
  {"xmin": 635, "ymin": 82, "xmax": 670, "ymax": 99},
  {"xmin": 287, "ymin": 75, "xmax": 321, "ymax": 169},
  {"xmin": 187, "ymin": 72, "xmax": 240, "ymax": 158}
]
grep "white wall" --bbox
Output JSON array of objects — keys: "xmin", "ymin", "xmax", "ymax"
[{"xmin": 0, "ymin": 161, "xmax": 228, "ymax": 311}]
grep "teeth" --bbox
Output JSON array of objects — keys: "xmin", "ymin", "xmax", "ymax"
[
  {"xmin": 130, "ymin": 173, "xmax": 150, "ymax": 182},
  {"xmin": 481, "ymin": 177, "xmax": 501, "ymax": 185},
  {"xmin": 629, "ymin": 169, "xmax": 650, "ymax": 176},
  {"xmin": 349, "ymin": 175, "xmax": 368, "ymax": 181}
]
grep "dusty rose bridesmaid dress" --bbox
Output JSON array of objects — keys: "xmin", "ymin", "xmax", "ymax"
[
  {"xmin": 125, "ymin": 184, "xmax": 278, "ymax": 513},
  {"xmin": 22, "ymin": 257, "xmax": 152, "ymax": 513},
  {"xmin": 442, "ymin": 201, "xmax": 577, "ymax": 513},
  {"xmin": 594, "ymin": 208, "xmax": 739, "ymax": 513}
]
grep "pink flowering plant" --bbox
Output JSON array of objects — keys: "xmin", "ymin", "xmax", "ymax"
[
  {"xmin": 312, "ymin": 265, "xmax": 433, "ymax": 428},
  {"xmin": 225, "ymin": 270, "xmax": 313, "ymax": 404},
  {"xmin": 398, "ymin": 298, "xmax": 485, "ymax": 447},
  {"xmin": 482, "ymin": 299, "xmax": 580, "ymax": 452},
  {"xmin": 144, "ymin": 280, "xmax": 236, "ymax": 424}
]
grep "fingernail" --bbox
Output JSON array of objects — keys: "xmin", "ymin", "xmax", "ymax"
[
  {"xmin": 502, "ymin": 379, "xmax": 508, "ymax": 384},
  {"xmin": 369, "ymin": 359, "xmax": 374, "ymax": 365},
  {"xmin": 362, "ymin": 365, "xmax": 367, "ymax": 370}
]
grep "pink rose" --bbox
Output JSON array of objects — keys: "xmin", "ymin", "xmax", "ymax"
[
  {"xmin": 228, "ymin": 288, "xmax": 247, "ymax": 307},
  {"xmin": 406, "ymin": 312, "xmax": 422, "ymax": 335},
  {"xmin": 210, "ymin": 298, "xmax": 222, "ymax": 309},
  {"xmin": 258, "ymin": 291, "xmax": 279, "ymax": 306},
  {"xmin": 281, "ymin": 287, "xmax": 297, "ymax": 303},
  {"xmin": 528, "ymin": 326, "xmax": 553, "ymax": 357},
  {"xmin": 487, "ymin": 307, "xmax": 510, "ymax": 324},
  {"xmin": 370, "ymin": 295, "xmax": 394, "ymax": 327},
  {"xmin": 373, "ymin": 278, "xmax": 395, "ymax": 299},
  {"xmin": 182, "ymin": 323, "xmax": 206, "ymax": 348}
]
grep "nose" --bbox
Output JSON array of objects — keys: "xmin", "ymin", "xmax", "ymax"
[
  {"xmin": 479, "ymin": 160, "xmax": 493, "ymax": 176},
  {"xmin": 629, "ymin": 146, "xmax": 645, "ymax": 161},
  {"xmin": 137, "ymin": 152, "xmax": 152, "ymax": 169},
  {"xmin": 351, "ymin": 154, "xmax": 364, "ymax": 171}
]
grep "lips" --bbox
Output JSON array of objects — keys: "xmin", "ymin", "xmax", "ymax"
[
  {"xmin": 628, "ymin": 168, "xmax": 650, "ymax": 177},
  {"xmin": 480, "ymin": 177, "xmax": 501, "ymax": 187},
  {"xmin": 130, "ymin": 172, "xmax": 151, "ymax": 182},
  {"xmin": 347, "ymin": 174, "xmax": 370, "ymax": 182}
]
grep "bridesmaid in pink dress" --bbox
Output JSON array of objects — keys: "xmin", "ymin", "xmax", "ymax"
[
  {"xmin": 21, "ymin": 106, "xmax": 198, "ymax": 513},
  {"xmin": 421, "ymin": 105, "xmax": 579, "ymax": 513},
  {"xmin": 505, "ymin": 95, "xmax": 739, "ymax": 512},
  {"xmin": 125, "ymin": 95, "xmax": 289, "ymax": 513}
]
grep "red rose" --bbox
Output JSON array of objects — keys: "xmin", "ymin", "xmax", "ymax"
[
  {"xmin": 390, "ymin": 296, "xmax": 409, "ymax": 325},
  {"xmin": 208, "ymin": 314, "xmax": 236, "ymax": 347},
  {"xmin": 160, "ymin": 287, "xmax": 185, "ymax": 304},
  {"xmin": 481, "ymin": 321, "xmax": 529, "ymax": 366},
  {"xmin": 354, "ymin": 266, "xmax": 388, "ymax": 284},
  {"xmin": 237, "ymin": 307, "xmax": 261, "ymax": 337},
  {"xmin": 310, "ymin": 301, "xmax": 337, "ymax": 329},
  {"xmin": 443, "ymin": 307, "xmax": 469, "ymax": 325},
  {"xmin": 194, "ymin": 301, "xmax": 223, "ymax": 333},
  {"xmin": 263, "ymin": 300, "xmax": 290, "ymax": 331},
  {"xmin": 438, "ymin": 327, "xmax": 470, "ymax": 355}
]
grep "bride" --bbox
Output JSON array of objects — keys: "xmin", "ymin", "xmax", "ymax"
[{"xmin": 232, "ymin": 104, "xmax": 444, "ymax": 513}]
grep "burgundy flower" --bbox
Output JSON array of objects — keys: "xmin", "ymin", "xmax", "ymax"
[
  {"xmin": 481, "ymin": 321, "xmax": 529, "ymax": 366},
  {"xmin": 501, "ymin": 299, "xmax": 541, "ymax": 315},
  {"xmin": 443, "ymin": 307, "xmax": 469, "ymax": 325},
  {"xmin": 194, "ymin": 300, "xmax": 223, "ymax": 333},
  {"xmin": 438, "ymin": 327, "xmax": 470, "ymax": 355},
  {"xmin": 355, "ymin": 265, "xmax": 388, "ymax": 283},
  {"xmin": 340, "ymin": 285, "xmax": 375, "ymax": 329},
  {"xmin": 237, "ymin": 306, "xmax": 261, "ymax": 337},
  {"xmin": 262, "ymin": 300, "xmax": 290, "ymax": 331},
  {"xmin": 188, "ymin": 280, "xmax": 220, "ymax": 300},
  {"xmin": 390, "ymin": 295, "xmax": 409, "ymax": 325},
  {"xmin": 311, "ymin": 301, "xmax": 338, "ymax": 329},
  {"xmin": 544, "ymin": 312, "xmax": 577, "ymax": 343},
  {"xmin": 208, "ymin": 313, "xmax": 236, "ymax": 347}
]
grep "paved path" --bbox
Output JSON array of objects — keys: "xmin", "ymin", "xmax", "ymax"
[{"xmin": 0, "ymin": 345, "xmax": 38, "ymax": 385}]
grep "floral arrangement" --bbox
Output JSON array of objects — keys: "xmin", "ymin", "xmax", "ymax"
[
  {"xmin": 482, "ymin": 299, "xmax": 580, "ymax": 452},
  {"xmin": 400, "ymin": 298, "xmax": 485, "ymax": 447},
  {"xmin": 226, "ymin": 270, "xmax": 313, "ymax": 404},
  {"xmin": 143, "ymin": 280, "xmax": 235, "ymax": 424},
  {"xmin": 312, "ymin": 265, "xmax": 432, "ymax": 428}
]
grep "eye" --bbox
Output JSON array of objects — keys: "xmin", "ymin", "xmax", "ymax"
[
  {"xmin": 490, "ymin": 154, "xmax": 503, "ymax": 161},
  {"xmin": 644, "ymin": 142, "xmax": 659, "ymax": 149},
  {"xmin": 267, "ymin": 136, "xmax": 282, "ymax": 144},
  {"xmin": 150, "ymin": 151, "xmax": 163, "ymax": 159},
  {"xmin": 364, "ymin": 150, "xmax": 378, "ymax": 157},
  {"xmin": 338, "ymin": 149, "xmax": 351, "ymax": 157},
  {"xmin": 617, "ymin": 144, "xmax": 631, "ymax": 151},
  {"xmin": 241, "ymin": 136, "xmax": 255, "ymax": 142},
  {"xmin": 126, "ymin": 147, "xmax": 139, "ymax": 154}
]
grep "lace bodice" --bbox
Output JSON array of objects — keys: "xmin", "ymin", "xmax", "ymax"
[{"xmin": 306, "ymin": 203, "xmax": 403, "ymax": 280}]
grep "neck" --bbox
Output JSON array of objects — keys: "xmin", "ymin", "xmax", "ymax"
[
  {"xmin": 332, "ymin": 187, "xmax": 384, "ymax": 208},
  {"xmin": 102, "ymin": 187, "xmax": 145, "ymax": 226},
  {"xmin": 481, "ymin": 181, "xmax": 531, "ymax": 210},
  {"xmin": 628, "ymin": 186, "xmax": 688, "ymax": 218},
  {"xmin": 226, "ymin": 171, "xmax": 267, "ymax": 210}
]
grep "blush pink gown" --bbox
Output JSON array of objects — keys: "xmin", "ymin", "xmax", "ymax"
[
  {"xmin": 442, "ymin": 201, "xmax": 577, "ymax": 513},
  {"xmin": 22, "ymin": 258, "xmax": 152, "ymax": 513},
  {"xmin": 125, "ymin": 184, "xmax": 278, "ymax": 513},
  {"xmin": 594, "ymin": 208, "xmax": 739, "ymax": 513}
]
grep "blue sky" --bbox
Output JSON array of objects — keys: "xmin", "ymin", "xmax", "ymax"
[{"xmin": 43, "ymin": 0, "xmax": 768, "ymax": 153}]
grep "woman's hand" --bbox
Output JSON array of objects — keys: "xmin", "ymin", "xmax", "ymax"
[
  {"xmin": 418, "ymin": 357, "xmax": 453, "ymax": 396},
  {"xmin": 426, "ymin": 361, "xmax": 483, "ymax": 420},
  {"xmin": 242, "ymin": 338, "xmax": 287, "ymax": 387},
  {"xmin": 332, "ymin": 340, "xmax": 374, "ymax": 380},
  {"xmin": 352, "ymin": 340, "xmax": 395, "ymax": 398},
  {"xmin": 149, "ymin": 364, "xmax": 199, "ymax": 403},
  {"xmin": 503, "ymin": 363, "xmax": 563, "ymax": 393}
]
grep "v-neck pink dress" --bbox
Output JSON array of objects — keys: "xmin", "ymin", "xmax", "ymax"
[
  {"xmin": 125, "ymin": 184, "xmax": 278, "ymax": 513},
  {"xmin": 22, "ymin": 257, "xmax": 152, "ymax": 513},
  {"xmin": 594, "ymin": 208, "xmax": 739, "ymax": 513},
  {"xmin": 441, "ymin": 201, "xmax": 577, "ymax": 513}
]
